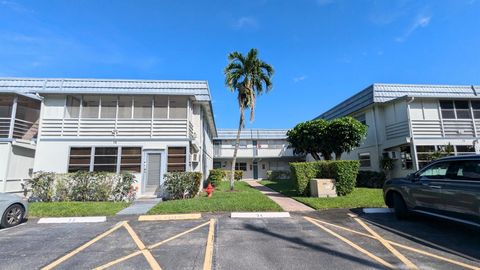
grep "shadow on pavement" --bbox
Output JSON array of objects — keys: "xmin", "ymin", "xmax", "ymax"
[
  {"xmin": 358, "ymin": 211, "xmax": 480, "ymax": 263},
  {"xmin": 243, "ymin": 223, "xmax": 387, "ymax": 269}
]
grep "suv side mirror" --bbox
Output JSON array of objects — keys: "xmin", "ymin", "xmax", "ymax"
[{"xmin": 407, "ymin": 173, "xmax": 418, "ymax": 181}]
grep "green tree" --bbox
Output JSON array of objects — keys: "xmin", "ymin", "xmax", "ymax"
[
  {"xmin": 327, "ymin": 117, "xmax": 368, "ymax": 160},
  {"xmin": 224, "ymin": 48, "xmax": 274, "ymax": 190},
  {"xmin": 286, "ymin": 119, "xmax": 332, "ymax": 160}
]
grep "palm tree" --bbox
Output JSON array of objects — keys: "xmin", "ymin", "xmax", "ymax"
[{"xmin": 224, "ymin": 48, "xmax": 274, "ymax": 190}]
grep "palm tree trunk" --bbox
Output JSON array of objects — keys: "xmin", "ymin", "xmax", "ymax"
[{"xmin": 230, "ymin": 106, "xmax": 244, "ymax": 190}]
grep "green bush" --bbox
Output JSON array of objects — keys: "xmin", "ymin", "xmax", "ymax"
[
  {"xmin": 207, "ymin": 169, "xmax": 224, "ymax": 187},
  {"xmin": 356, "ymin": 171, "xmax": 386, "ymax": 188},
  {"xmin": 26, "ymin": 172, "xmax": 56, "ymax": 202},
  {"xmin": 290, "ymin": 160, "xmax": 359, "ymax": 196},
  {"xmin": 26, "ymin": 171, "xmax": 137, "ymax": 202},
  {"xmin": 224, "ymin": 170, "xmax": 243, "ymax": 181},
  {"xmin": 163, "ymin": 172, "xmax": 203, "ymax": 200},
  {"xmin": 266, "ymin": 170, "xmax": 291, "ymax": 180}
]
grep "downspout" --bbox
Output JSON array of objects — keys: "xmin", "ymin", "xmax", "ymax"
[
  {"xmin": 371, "ymin": 105, "xmax": 381, "ymax": 171},
  {"xmin": 406, "ymin": 97, "xmax": 418, "ymax": 170}
]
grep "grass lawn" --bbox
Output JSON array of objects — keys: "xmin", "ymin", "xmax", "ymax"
[
  {"xmin": 148, "ymin": 181, "xmax": 282, "ymax": 214},
  {"xmin": 260, "ymin": 179, "xmax": 385, "ymax": 210},
  {"xmin": 29, "ymin": 201, "xmax": 130, "ymax": 217}
]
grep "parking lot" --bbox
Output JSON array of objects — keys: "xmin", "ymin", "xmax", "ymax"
[{"xmin": 0, "ymin": 210, "xmax": 479, "ymax": 270}]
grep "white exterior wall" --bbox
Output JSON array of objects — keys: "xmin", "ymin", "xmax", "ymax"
[{"xmin": 0, "ymin": 143, "xmax": 36, "ymax": 193}]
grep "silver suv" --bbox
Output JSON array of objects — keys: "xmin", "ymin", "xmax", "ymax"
[{"xmin": 383, "ymin": 155, "xmax": 480, "ymax": 226}]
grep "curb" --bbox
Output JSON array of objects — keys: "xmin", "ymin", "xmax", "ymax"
[
  {"xmin": 37, "ymin": 216, "xmax": 107, "ymax": 224},
  {"xmin": 230, "ymin": 212, "xmax": 291, "ymax": 218},
  {"xmin": 363, "ymin": 208, "xmax": 394, "ymax": 214}
]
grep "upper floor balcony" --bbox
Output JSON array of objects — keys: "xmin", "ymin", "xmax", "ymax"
[
  {"xmin": 213, "ymin": 142, "xmax": 297, "ymax": 159},
  {"xmin": 40, "ymin": 95, "xmax": 195, "ymax": 139},
  {"xmin": 0, "ymin": 94, "xmax": 40, "ymax": 141}
]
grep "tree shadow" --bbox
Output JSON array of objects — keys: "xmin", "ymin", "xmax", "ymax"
[{"xmin": 243, "ymin": 223, "xmax": 388, "ymax": 269}]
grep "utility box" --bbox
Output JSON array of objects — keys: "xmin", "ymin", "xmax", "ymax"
[{"xmin": 310, "ymin": 179, "xmax": 337, "ymax": 198}]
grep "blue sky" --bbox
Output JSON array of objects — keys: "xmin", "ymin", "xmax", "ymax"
[{"xmin": 0, "ymin": 0, "xmax": 479, "ymax": 129}]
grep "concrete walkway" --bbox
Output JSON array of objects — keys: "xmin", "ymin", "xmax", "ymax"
[
  {"xmin": 246, "ymin": 181, "xmax": 315, "ymax": 212},
  {"xmin": 116, "ymin": 198, "xmax": 162, "ymax": 215}
]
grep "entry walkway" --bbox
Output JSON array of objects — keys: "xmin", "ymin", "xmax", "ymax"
[
  {"xmin": 246, "ymin": 181, "xmax": 315, "ymax": 212},
  {"xmin": 116, "ymin": 198, "xmax": 162, "ymax": 215}
]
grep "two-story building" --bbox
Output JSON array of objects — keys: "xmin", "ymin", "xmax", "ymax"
[
  {"xmin": 0, "ymin": 77, "xmax": 217, "ymax": 197},
  {"xmin": 213, "ymin": 129, "xmax": 304, "ymax": 179},
  {"xmin": 316, "ymin": 83, "xmax": 480, "ymax": 178},
  {"xmin": 0, "ymin": 86, "xmax": 41, "ymax": 193}
]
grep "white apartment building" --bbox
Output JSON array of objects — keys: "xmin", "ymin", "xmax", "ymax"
[
  {"xmin": 213, "ymin": 129, "xmax": 304, "ymax": 179},
  {"xmin": 316, "ymin": 83, "xmax": 480, "ymax": 178},
  {"xmin": 0, "ymin": 78, "xmax": 217, "ymax": 197},
  {"xmin": 0, "ymin": 87, "xmax": 41, "ymax": 193}
]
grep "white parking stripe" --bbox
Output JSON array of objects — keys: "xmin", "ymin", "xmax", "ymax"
[
  {"xmin": 38, "ymin": 216, "xmax": 106, "ymax": 224},
  {"xmin": 231, "ymin": 212, "xmax": 290, "ymax": 218}
]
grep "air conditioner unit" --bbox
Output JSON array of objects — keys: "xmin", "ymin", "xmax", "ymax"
[
  {"xmin": 191, "ymin": 153, "xmax": 200, "ymax": 163},
  {"xmin": 387, "ymin": 151, "xmax": 399, "ymax": 159}
]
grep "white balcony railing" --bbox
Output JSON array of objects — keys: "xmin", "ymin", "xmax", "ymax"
[
  {"xmin": 411, "ymin": 119, "xmax": 478, "ymax": 138},
  {"xmin": 40, "ymin": 118, "xmax": 188, "ymax": 138}
]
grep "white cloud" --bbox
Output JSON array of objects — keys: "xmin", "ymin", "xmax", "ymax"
[
  {"xmin": 293, "ymin": 75, "xmax": 307, "ymax": 83},
  {"xmin": 395, "ymin": 15, "xmax": 431, "ymax": 42},
  {"xmin": 233, "ymin": 17, "xmax": 258, "ymax": 29}
]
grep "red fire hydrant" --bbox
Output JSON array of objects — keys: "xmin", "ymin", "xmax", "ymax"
[{"xmin": 205, "ymin": 183, "xmax": 214, "ymax": 198}]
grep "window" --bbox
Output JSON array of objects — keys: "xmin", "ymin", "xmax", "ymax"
[
  {"xmin": 120, "ymin": 147, "xmax": 141, "ymax": 172},
  {"xmin": 455, "ymin": 101, "xmax": 471, "ymax": 119},
  {"xmin": 235, "ymin": 162, "xmax": 247, "ymax": 171},
  {"xmin": 213, "ymin": 162, "xmax": 221, "ymax": 169},
  {"xmin": 68, "ymin": 147, "xmax": 92, "ymax": 172},
  {"xmin": 82, "ymin": 96, "xmax": 100, "ymax": 118},
  {"xmin": 65, "ymin": 95, "xmax": 81, "ymax": 118},
  {"xmin": 133, "ymin": 96, "xmax": 152, "ymax": 118},
  {"xmin": 358, "ymin": 153, "xmax": 371, "ymax": 168},
  {"xmin": 355, "ymin": 113, "xmax": 367, "ymax": 125},
  {"xmin": 93, "ymin": 147, "xmax": 118, "ymax": 172},
  {"xmin": 169, "ymin": 96, "xmax": 187, "ymax": 119},
  {"xmin": 400, "ymin": 145, "xmax": 413, "ymax": 170},
  {"xmin": 14, "ymin": 96, "xmax": 40, "ymax": 139},
  {"xmin": 100, "ymin": 96, "xmax": 117, "ymax": 118},
  {"xmin": 68, "ymin": 146, "xmax": 142, "ymax": 173},
  {"xmin": 154, "ymin": 96, "xmax": 168, "ymax": 118},
  {"xmin": 451, "ymin": 161, "xmax": 480, "ymax": 181},
  {"xmin": 440, "ymin": 101, "xmax": 455, "ymax": 119},
  {"xmin": 118, "ymin": 96, "xmax": 133, "ymax": 119},
  {"xmin": 472, "ymin": 101, "xmax": 480, "ymax": 119},
  {"xmin": 262, "ymin": 163, "xmax": 266, "ymax": 170},
  {"xmin": 239, "ymin": 140, "xmax": 248, "ymax": 148},
  {"xmin": 167, "ymin": 147, "xmax": 186, "ymax": 172},
  {"xmin": 419, "ymin": 162, "xmax": 449, "ymax": 179},
  {"xmin": 456, "ymin": 145, "xmax": 475, "ymax": 156}
]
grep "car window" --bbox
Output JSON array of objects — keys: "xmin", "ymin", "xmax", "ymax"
[
  {"xmin": 419, "ymin": 162, "xmax": 449, "ymax": 179},
  {"xmin": 450, "ymin": 161, "xmax": 480, "ymax": 181}
]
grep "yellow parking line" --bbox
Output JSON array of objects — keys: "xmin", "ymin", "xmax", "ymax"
[
  {"xmin": 41, "ymin": 221, "xmax": 127, "ymax": 270},
  {"xmin": 203, "ymin": 219, "xmax": 215, "ymax": 270},
  {"xmin": 306, "ymin": 216, "xmax": 480, "ymax": 270},
  {"xmin": 353, "ymin": 217, "xmax": 418, "ymax": 270},
  {"xmin": 304, "ymin": 216, "xmax": 395, "ymax": 269},
  {"xmin": 93, "ymin": 220, "xmax": 211, "ymax": 270},
  {"xmin": 139, "ymin": 213, "xmax": 202, "ymax": 221},
  {"xmin": 124, "ymin": 222, "xmax": 162, "ymax": 270}
]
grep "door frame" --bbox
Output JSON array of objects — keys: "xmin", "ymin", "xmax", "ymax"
[{"xmin": 142, "ymin": 149, "xmax": 167, "ymax": 196}]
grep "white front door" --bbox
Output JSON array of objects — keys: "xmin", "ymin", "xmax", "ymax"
[{"xmin": 143, "ymin": 151, "xmax": 165, "ymax": 196}]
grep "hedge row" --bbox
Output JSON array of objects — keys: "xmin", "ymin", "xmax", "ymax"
[
  {"xmin": 163, "ymin": 172, "xmax": 202, "ymax": 200},
  {"xmin": 290, "ymin": 160, "xmax": 360, "ymax": 196}
]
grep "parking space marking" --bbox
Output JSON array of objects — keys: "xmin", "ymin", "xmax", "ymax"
[
  {"xmin": 41, "ymin": 221, "xmax": 127, "ymax": 270},
  {"xmin": 124, "ymin": 222, "xmax": 162, "ymax": 270},
  {"xmin": 203, "ymin": 219, "xmax": 215, "ymax": 270},
  {"xmin": 93, "ymin": 220, "xmax": 212, "ymax": 270},
  {"xmin": 304, "ymin": 216, "xmax": 395, "ymax": 269},
  {"xmin": 352, "ymin": 216, "xmax": 418, "ymax": 270},
  {"xmin": 138, "ymin": 213, "xmax": 202, "ymax": 221},
  {"xmin": 305, "ymin": 216, "xmax": 480, "ymax": 270}
]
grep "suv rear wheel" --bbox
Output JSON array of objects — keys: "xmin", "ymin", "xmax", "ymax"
[
  {"xmin": 1, "ymin": 204, "xmax": 25, "ymax": 228},
  {"xmin": 392, "ymin": 192, "xmax": 409, "ymax": 220}
]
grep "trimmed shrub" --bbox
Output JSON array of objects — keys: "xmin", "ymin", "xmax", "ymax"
[
  {"xmin": 290, "ymin": 160, "xmax": 360, "ymax": 196},
  {"xmin": 266, "ymin": 170, "xmax": 291, "ymax": 180},
  {"xmin": 207, "ymin": 169, "xmax": 224, "ymax": 187},
  {"xmin": 26, "ymin": 171, "xmax": 137, "ymax": 202},
  {"xmin": 163, "ymin": 172, "xmax": 203, "ymax": 200},
  {"xmin": 26, "ymin": 171, "xmax": 56, "ymax": 202},
  {"xmin": 356, "ymin": 171, "xmax": 386, "ymax": 188},
  {"xmin": 224, "ymin": 170, "xmax": 243, "ymax": 181}
]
